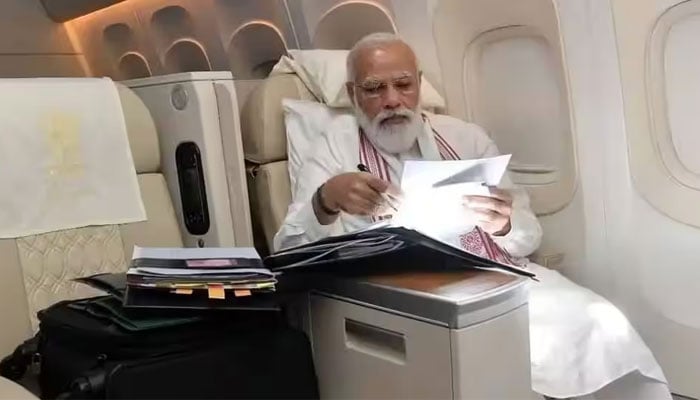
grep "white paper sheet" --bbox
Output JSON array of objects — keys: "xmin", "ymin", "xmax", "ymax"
[
  {"xmin": 400, "ymin": 154, "xmax": 511, "ymax": 193},
  {"xmin": 391, "ymin": 154, "xmax": 512, "ymax": 235},
  {"xmin": 128, "ymin": 267, "xmax": 272, "ymax": 276},
  {"xmin": 132, "ymin": 246, "xmax": 261, "ymax": 260}
]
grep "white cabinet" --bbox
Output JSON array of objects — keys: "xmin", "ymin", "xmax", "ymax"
[{"xmin": 307, "ymin": 272, "xmax": 533, "ymax": 400}]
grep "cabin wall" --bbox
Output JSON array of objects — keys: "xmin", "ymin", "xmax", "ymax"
[
  {"xmin": 555, "ymin": 1, "xmax": 700, "ymax": 396},
  {"xmin": 64, "ymin": 0, "xmax": 445, "ymax": 107},
  {"xmin": 55, "ymin": 0, "xmax": 698, "ymax": 396},
  {"xmin": 0, "ymin": 1, "xmax": 87, "ymax": 77}
]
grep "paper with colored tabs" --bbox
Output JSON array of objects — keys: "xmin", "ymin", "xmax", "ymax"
[{"xmin": 208, "ymin": 284, "xmax": 225, "ymax": 299}]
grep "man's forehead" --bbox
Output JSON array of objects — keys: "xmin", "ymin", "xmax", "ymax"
[
  {"xmin": 359, "ymin": 71, "xmax": 414, "ymax": 85},
  {"xmin": 353, "ymin": 43, "xmax": 418, "ymax": 81}
]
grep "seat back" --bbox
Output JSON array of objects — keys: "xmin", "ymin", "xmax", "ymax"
[
  {"xmin": 240, "ymin": 75, "xmax": 315, "ymax": 254},
  {"xmin": 0, "ymin": 84, "xmax": 183, "ymax": 356}
]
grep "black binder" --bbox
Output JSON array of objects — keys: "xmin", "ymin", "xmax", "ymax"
[{"xmin": 264, "ymin": 226, "xmax": 536, "ymax": 279}]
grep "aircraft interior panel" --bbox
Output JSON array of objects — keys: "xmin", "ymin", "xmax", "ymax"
[
  {"xmin": 0, "ymin": 2, "xmax": 87, "ymax": 77},
  {"xmin": 122, "ymin": 72, "xmax": 255, "ymax": 248},
  {"xmin": 433, "ymin": 0, "xmax": 578, "ymax": 218},
  {"xmin": 142, "ymin": 2, "xmax": 221, "ymax": 74},
  {"xmin": 311, "ymin": 1, "xmax": 397, "ymax": 49},
  {"xmin": 0, "ymin": 0, "xmax": 697, "ymax": 399},
  {"xmin": 609, "ymin": 0, "xmax": 700, "ymax": 396},
  {"xmin": 611, "ymin": 0, "xmax": 700, "ymax": 228},
  {"xmin": 225, "ymin": 20, "xmax": 290, "ymax": 110},
  {"xmin": 431, "ymin": 0, "xmax": 586, "ymax": 282},
  {"xmin": 213, "ymin": 0, "xmax": 296, "ymax": 109}
]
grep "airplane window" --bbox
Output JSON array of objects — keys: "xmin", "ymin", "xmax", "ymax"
[
  {"xmin": 228, "ymin": 22, "xmax": 287, "ymax": 80},
  {"xmin": 251, "ymin": 60, "xmax": 278, "ymax": 80},
  {"xmin": 468, "ymin": 33, "xmax": 566, "ymax": 174},
  {"xmin": 652, "ymin": 10, "xmax": 700, "ymax": 181},
  {"xmin": 313, "ymin": 2, "xmax": 396, "ymax": 49},
  {"xmin": 118, "ymin": 52, "xmax": 152, "ymax": 79},
  {"xmin": 464, "ymin": 26, "xmax": 576, "ymax": 215},
  {"xmin": 151, "ymin": 6, "xmax": 195, "ymax": 44},
  {"xmin": 164, "ymin": 39, "xmax": 212, "ymax": 73},
  {"xmin": 103, "ymin": 23, "xmax": 134, "ymax": 54}
]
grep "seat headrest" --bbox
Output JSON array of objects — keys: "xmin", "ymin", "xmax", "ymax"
[
  {"xmin": 116, "ymin": 84, "xmax": 160, "ymax": 174},
  {"xmin": 240, "ymin": 75, "xmax": 315, "ymax": 164}
]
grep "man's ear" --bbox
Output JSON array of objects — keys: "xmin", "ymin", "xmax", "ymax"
[
  {"xmin": 418, "ymin": 70, "xmax": 423, "ymax": 85},
  {"xmin": 345, "ymin": 82, "xmax": 354, "ymax": 102}
]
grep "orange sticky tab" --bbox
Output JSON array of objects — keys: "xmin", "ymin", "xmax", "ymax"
[
  {"xmin": 208, "ymin": 284, "xmax": 225, "ymax": 300},
  {"xmin": 175, "ymin": 288, "xmax": 193, "ymax": 295},
  {"xmin": 234, "ymin": 290, "xmax": 251, "ymax": 297}
]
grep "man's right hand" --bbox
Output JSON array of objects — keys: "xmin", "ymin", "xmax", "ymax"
[{"xmin": 322, "ymin": 172, "xmax": 393, "ymax": 216}]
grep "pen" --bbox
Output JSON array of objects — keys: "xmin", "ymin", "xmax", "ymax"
[{"xmin": 357, "ymin": 163, "xmax": 399, "ymax": 212}]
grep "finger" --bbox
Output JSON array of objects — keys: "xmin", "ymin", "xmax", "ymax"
[
  {"xmin": 349, "ymin": 193, "xmax": 381, "ymax": 215},
  {"xmin": 463, "ymin": 189, "xmax": 512, "ymax": 204},
  {"xmin": 385, "ymin": 183, "xmax": 404, "ymax": 199},
  {"xmin": 485, "ymin": 187, "xmax": 513, "ymax": 203},
  {"xmin": 464, "ymin": 197, "xmax": 511, "ymax": 215},
  {"xmin": 363, "ymin": 175, "xmax": 390, "ymax": 193},
  {"xmin": 470, "ymin": 208, "xmax": 502, "ymax": 223},
  {"xmin": 353, "ymin": 185, "xmax": 384, "ymax": 206},
  {"xmin": 344, "ymin": 200, "xmax": 376, "ymax": 216}
]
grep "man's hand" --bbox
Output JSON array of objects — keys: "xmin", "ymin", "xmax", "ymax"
[
  {"xmin": 322, "ymin": 172, "xmax": 398, "ymax": 216},
  {"xmin": 463, "ymin": 187, "xmax": 513, "ymax": 236}
]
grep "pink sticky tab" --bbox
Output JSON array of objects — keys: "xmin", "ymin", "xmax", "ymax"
[{"xmin": 186, "ymin": 259, "xmax": 234, "ymax": 268}]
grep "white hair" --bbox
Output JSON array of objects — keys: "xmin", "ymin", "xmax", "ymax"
[{"xmin": 346, "ymin": 32, "xmax": 419, "ymax": 83}]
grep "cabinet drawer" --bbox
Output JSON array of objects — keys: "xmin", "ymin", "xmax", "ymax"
[{"xmin": 310, "ymin": 294, "xmax": 452, "ymax": 399}]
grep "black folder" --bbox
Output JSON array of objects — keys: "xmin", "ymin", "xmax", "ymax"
[{"xmin": 264, "ymin": 226, "xmax": 536, "ymax": 279}]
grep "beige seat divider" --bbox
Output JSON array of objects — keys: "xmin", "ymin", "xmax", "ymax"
[
  {"xmin": 240, "ymin": 74, "xmax": 315, "ymax": 255},
  {"xmin": 123, "ymin": 72, "xmax": 254, "ymax": 248},
  {"xmin": 0, "ymin": 83, "xmax": 183, "ymax": 399}
]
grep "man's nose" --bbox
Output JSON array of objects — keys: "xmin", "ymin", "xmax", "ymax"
[{"xmin": 382, "ymin": 85, "xmax": 401, "ymax": 109}]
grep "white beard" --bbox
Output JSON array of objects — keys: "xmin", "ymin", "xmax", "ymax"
[{"xmin": 355, "ymin": 104, "xmax": 424, "ymax": 154}]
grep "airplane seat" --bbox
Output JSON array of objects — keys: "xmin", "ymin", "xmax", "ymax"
[
  {"xmin": 240, "ymin": 74, "xmax": 315, "ymax": 254},
  {"xmin": 0, "ymin": 83, "xmax": 183, "ymax": 399}
]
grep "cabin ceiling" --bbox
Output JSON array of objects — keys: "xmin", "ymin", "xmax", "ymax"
[{"xmin": 40, "ymin": 0, "xmax": 125, "ymax": 22}]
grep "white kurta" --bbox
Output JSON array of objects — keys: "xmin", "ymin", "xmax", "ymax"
[{"xmin": 273, "ymin": 113, "xmax": 669, "ymax": 399}]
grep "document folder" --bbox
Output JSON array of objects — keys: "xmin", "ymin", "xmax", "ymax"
[
  {"xmin": 76, "ymin": 272, "xmax": 281, "ymax": 312},
  {"xmin": 264, "ymin": 226, "xmax": 536, "ymax": 279}
]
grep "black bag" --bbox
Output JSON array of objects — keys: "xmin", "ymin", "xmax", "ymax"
[{"xmin": 2, "ymin": 296, "xmax": 319, "ymax": 399}]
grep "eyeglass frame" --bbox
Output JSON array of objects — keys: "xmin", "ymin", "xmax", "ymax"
[{"xmin": 350, "ymin": 71, "xmax": 423, "ymax": 100}]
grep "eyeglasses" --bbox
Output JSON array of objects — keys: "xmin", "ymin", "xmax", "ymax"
[{"xmin": 354, "ymin": 75, "xmax": 419, "ymax": 99}]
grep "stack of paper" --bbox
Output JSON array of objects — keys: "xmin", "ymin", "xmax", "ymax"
[{"xmin": 127, "ymin": 246, "xmax": 276, "ymax": 300}]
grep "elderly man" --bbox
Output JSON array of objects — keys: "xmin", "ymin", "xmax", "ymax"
[{"xmin": 274, "ymin": 33, "xmax": 670, "ymax": 399}]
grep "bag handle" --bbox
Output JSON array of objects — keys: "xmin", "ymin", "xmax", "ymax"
[{"xmin": 0, "ymin": 334, "xmax": 40, "ymax": 382}]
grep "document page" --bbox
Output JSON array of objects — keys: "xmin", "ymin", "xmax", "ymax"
[
  {"xmin": 391, "ymin": 154, "xmax": 512, "ymax": 239},
  {"xmin": 400, "ymin": 154, "xmax": 511, "ymax": 193}
]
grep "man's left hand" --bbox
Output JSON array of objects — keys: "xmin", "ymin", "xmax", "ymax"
[{"xmin": 463, "ymin": 188, "xmax": 513, "ymax": 236}]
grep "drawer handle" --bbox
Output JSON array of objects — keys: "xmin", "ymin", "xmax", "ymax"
[{"xmin": 344, "ymin": 318, "xmax": 406, "ymax": 365}]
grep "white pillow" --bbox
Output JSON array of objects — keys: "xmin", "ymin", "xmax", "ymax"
[
  {"xmin": 286, "ymin": 49, "xmax": 445, "ymax": 109},
  {"xmin": 282, "ymin": 98, "xmax": 352, "ymax": 191}
]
